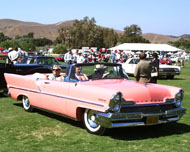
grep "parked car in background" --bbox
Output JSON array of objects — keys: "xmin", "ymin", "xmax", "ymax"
[
  {"xmin": 0, "ymin": 56, "xmax": 66, "ymax": 91},
  {"xmin": 0, "ymin": 52, "xmax": 8, "ymax": 60},
  {"xmin": 170, "ymin": 56, "xmax": 178, "ymax": 63},
  {"xmin": 56, "ymin": 54, "xmax": 65, "ymax": 62},
  {"xmin": 122, "ymin": 58, "xmax": 181, "ymax": 79},
  {"xmin": 4, "ymin": 63, "xmax": 186, "ymax": 135},
  {"xmin": 160, "ymin": 57, "xmax": 172, "ymax": 65}
]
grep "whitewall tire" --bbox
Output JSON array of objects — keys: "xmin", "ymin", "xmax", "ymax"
[
  {"xmin": 83, "ymin": 109, "xmax": 105, "ymax": 135},
  {"xmin": 22, "ymin": 96, "xmax": 33, "ymax": 112}
]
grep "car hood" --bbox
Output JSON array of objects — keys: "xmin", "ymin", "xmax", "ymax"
[{"xmin": 82, "ymin": 79, "xmax": 180, "ymax": 104}]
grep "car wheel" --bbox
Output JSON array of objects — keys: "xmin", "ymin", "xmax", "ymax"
[
  {"xmin": 167, "ymin": 75, "xmax": 174, "ymax": 79},
  {"xmin": 22, "ymin": 96, "xmax": 33, "ymax": 112},
  {"xmin": 83, "ymin": 109, "xmax": 105, "ymax": 135}
]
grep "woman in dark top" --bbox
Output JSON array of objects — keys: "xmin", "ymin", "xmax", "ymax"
[{"xmin": 151, "ymin": 53, "xmax": 159, "ymax": 83}]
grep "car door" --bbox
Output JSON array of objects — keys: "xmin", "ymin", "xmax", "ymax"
[
  {"xmin": 36, "ymin": 79, "xmax": 71, "ymax": 115},
  {"xmin": 126, "ymin": 59, "xmax": 138, "ymax": 75}
]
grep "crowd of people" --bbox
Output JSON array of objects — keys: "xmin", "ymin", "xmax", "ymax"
[
  {"xmin": 63, "ymin": 49, "xmax": 133, "ymax": 66},
  {"xmin": 0, "ymin": 47, "xmax": 27, "ymax": 64},
  {"xmin": 37, "ymin": 48, "xmax": 188, "ymax": 84},
  {"xmin": 64, "ymin": 49, "xmax": 111, "ymax": 65},
  {"xmin": 1, "ymin": 46, "xmax": 189, "ymax": 84},
  {"xmin": 63, "ymin": 49, "xmax": 189, "ymax": 84}
]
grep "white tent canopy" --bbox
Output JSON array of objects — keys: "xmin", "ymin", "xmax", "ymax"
[{"xmin": 109, "ymin": 43, "xmax": 184, "ymax": 52}]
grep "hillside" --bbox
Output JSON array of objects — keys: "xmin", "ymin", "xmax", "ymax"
[
  {"xmin": 0, "ymin": 19, "xmax": 74, "ymax": 40},
  {"xmin": 142, "ymin": 33, "xmax": 178, "ymax": 43},
  {"xmin": 0, "ymin": 19, "xmax": 189, "ymax": 43}
]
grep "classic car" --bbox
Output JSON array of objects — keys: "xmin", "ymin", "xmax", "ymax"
[
  {"xmin": 4, "ymin": 63, "xmax": 186, "ymax": 135},
  {"xmin": 170, "ymin": 56, "xmax": 178, "ymax": 63},
  {"xmin": 122, "ymin": 58, "xmax": 181, "ymax": 79},
  {"xmin": 55, "ymin": 54, "xmax": 65, "ymax": 62},
  {"xmin": 0, "ymin": 52, "xmax": 8, "ymax": 59},
  {"xmin": 0, "ymin": 56, "xmax": 66, "ymax": 91},
  {"xmin": 160, "ymin": 57, "xmax": 172, "ymax": 65}
]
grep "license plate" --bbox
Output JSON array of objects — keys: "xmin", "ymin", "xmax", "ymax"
[{"xmin": 146, "ymin": 116, "xmax": 159, "ymax": 124}]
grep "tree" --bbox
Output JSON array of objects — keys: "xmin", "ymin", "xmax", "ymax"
[
  {"xmin": 57, "ymin": 26, "xmax": 73, "ymax": 47},
  {"xmin": 119, "ymin": 24, "xmax": 150, "ymax": 43},
  {"xmin": 20, "ymin": 41, "xmax": 36, "ymax": 52},
  {"xmin": 169, "ymin": 38, "xmax": 190, "ymax": 52},
  {"xmin": 34, "ymin": 38, "xmax": 53, "ymax": 47},
  {"xmin": 102, "ymin": 28, "xmax": 118, "ymax": 48},
  {"xmin": 124, "ymin": 24, "xmax": 142, "ymax": 37},
  {"xmin": 0, "ymin": 40, "xmax": 11, "ymax": 49},
  {"xmin": 23, "ymin": 32, "xmax": 34, "ymax": 38},
  {"xmin": 0, "ymin": 32, "xmax": 11, "ymax": 42},
  {"xmin": 53, "ymin": 44, "xmax": 67, "ymax": 54},
  {"xmin": 57, "ymin": 16, "xmax": 119, "ymax": 48}
]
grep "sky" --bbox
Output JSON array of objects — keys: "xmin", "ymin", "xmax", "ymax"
[{"xmin": 0, "ymin": 0, "xmax": 189, "ymax": 36}]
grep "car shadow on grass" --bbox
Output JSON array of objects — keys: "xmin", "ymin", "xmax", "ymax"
[
  {"xmin": 158, "ymin": 77, "xmax": 185, "ymax": 80},
  {"xmin": 0, "ymin": 93, "xmax": 6, "ymax": 97},
  {"xmin": 13, "ymin": 103, "xmax": 83, "ymax": 129},
  {"xmin": 105, "ymin": 122, "xmax": 190, "ymax": 140},
  {"xmin": 13, "ymin": 103, "xmax": 190, "ymax": 139},
  {"xmin": 0, "ymin": 92, "xmax": 9, "ymax": 98}
]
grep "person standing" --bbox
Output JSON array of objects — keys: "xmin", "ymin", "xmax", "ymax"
[
  {"xmin": 77, "ymin": 50, "xmax": 85, "ymax": 63},
  {"xmin": 8, "ymin": 48, "xmax": 19, "ymax": 64},
  {"xmin": 64, "ymin": 49, "xmax": 73, "ymax": 66},
  {"xmin": 151, "ymin": 53, "xmax": 160, "ymax": 83},
  {"xmin": 134, "ymin": 52, "xmax": 152, "ymax": 83},
  {"xmin": 110, "ymin": 52, "xmax": 116, "ymax": 63},
  {"xmin": 84, "ymin": 53, "xmax": 89, "ymax": 63},
  {"xmin": 73, "ymin": 50, "xmax": 78, "ymax": 63}
]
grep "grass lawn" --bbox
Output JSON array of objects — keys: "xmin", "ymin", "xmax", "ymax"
[{"xmin": 0, "ymin": 61, "xmax": 190, "ymax": 152}]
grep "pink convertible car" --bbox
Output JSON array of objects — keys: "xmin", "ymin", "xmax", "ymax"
[{"xmin": 4, "ymin": 63, "xmax": 186, "ymax": 135}]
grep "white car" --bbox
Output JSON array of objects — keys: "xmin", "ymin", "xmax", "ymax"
[
  {"xmin": 122, "ymin": 58, "xmax": 181, "ymax": 79},
  {"xmin": 170, "ymin": 56, "xmax": 178, "ymax": 63}
]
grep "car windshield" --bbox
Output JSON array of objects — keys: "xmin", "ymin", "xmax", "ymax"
[
  {"xmin": 19, "ymin": 57, "xmax": 61, "ymax": 65},
  {"xmin": 67, "ymin": 63, "xmax": 129, "ymax": 81}
]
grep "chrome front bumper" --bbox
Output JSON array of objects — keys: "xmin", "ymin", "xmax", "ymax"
[
  {"xmin": 159, "ymin": 72, "xmax": 180, "ymax": 76},
  {"xmin": 96, "ymin": 107, "xmax": 186, "ymax": 128}
]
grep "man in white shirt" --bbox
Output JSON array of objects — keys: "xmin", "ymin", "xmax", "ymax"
[
  {"xmin": 77, "ymin": 50, "xmax": 85, "ymax": 63},
  {"xmin": 64, "ymin": 49, "xmax": 73, "ymax": 66},
  {"xmin": 8, "ymin": 48, "xmax": 19, "ymax": 64}
]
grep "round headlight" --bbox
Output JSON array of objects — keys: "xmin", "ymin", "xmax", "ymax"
[
  {"xmin": 109, "ymin": 92, "xmax": 122, "ymax": 113},
  {"xmin": 114, "ymin": 94, "xmax": 120, "ymax": 103},
  {"xmin": 175, "ymin": 90, "xmax": 183, "ymax": 107},
  {"xmin": 174, "ymin": 68, "xmax": 179, "ymax": 72},
  {"xmin": 113, "ymin": 104, "xmax": 120, "ymax": 112}
]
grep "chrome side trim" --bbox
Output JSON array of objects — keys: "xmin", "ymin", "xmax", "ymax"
[{"xmin": 9, "ymin": 85, "xmax": 105, "ymax": 107}]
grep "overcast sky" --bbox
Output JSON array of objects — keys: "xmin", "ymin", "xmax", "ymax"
[{"xmin": 0, "ymin": 0, "xmax": 189, "ymax": 36}]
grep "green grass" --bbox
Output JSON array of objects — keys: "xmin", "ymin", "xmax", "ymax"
[{"xmin": 0, "ymin": 62, "xmax": 190, "ymax": 152}]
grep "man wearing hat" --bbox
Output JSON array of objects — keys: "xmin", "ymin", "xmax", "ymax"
[
  {"xmin": 8, "ymin": 48, "xmax": 19, "ymax": 64},
  {"xmin": 89, "ymin": 64, "xmax": 107, "ymax": 79},
  {"xmin": 77, "ymin": 50, "xmax": 85, "ymax": 63}
]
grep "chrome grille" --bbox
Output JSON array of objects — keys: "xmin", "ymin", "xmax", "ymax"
[
  {"xmin": 161, "ymin": 68, "xmax": 178, "ymax": 72},
  {"xmin": 120, "ymin": 103, "xmax": 176, "ymax": 114}
]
